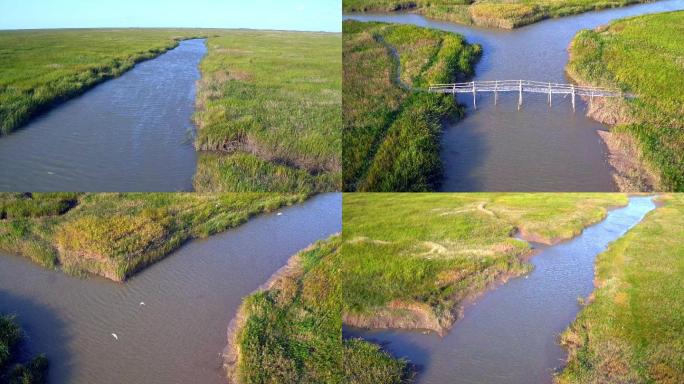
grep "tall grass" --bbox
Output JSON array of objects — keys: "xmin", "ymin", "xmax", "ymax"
[
  {"xmin": 0, "ymin": 315, "xmax": 48, "ymax": 384},
  {"xmin": 567, "ymin": 11, "xmax": 684, "ymax": 191},
  {"xmin": 0, "ymin": 192, "xmax": 305, "ymax": 281},
  {"xmin": 0, "ymin": 29, "xmax": 213, "ymax": 135},
  {"xmin": 193, "ymin": 31, "xmax": 341, "ymax": 192},
  {"xmin": 343, "ymin": 21, "xmax": 481, "ymax": 191},
  {"xmin": 559, "ymin": 194, "xmax": 684, "ymax": 383},
  {"xmin": 343, "ymin": 0, "xmax": 653, "ymax": 28}
]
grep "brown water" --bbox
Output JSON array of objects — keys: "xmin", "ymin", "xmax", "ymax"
[
  {"xmin": 345, "ymin": 196, "xmax": 656, "ymax": 383},
  {"xmin": 345, "ymin": 1, "xmax": 684, "ymax": 191},
  {"xmin": 0, "ymin": 193, "xmax": 341, "ymax": 384},
  {"xmin": 0, "ymin": 39, "xmax": 205, "ymax": 192}
]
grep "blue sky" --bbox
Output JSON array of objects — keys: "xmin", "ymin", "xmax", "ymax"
[{"xmin": 0, "ymin": 0, "xmax": 341, "ymax": 32}]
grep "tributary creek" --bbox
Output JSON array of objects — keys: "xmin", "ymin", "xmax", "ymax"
[
  {"xmin": 0, "ymin": 193, "xmax": 341, "ymax": 384},
  {"xmin": 345, "ymin": 1, "xmax": 684, "ymax": 191},
  {"xmin": 345, "ymin": 196, "xmax": 656, "ymax": 383},
  {"xmin": 0, "ymin": 39, "xmax": 205, "ymax": 192}
]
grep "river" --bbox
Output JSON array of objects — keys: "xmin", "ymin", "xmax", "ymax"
[
  {"xmin": 345, "ymin": 1, "xmax": 684, "ymax": 191},
  {"xmin": 0, "ymin": 193, "xmax": 341, "ymax": 384},
  {"xmin": 0, "ymin": 39, "xmax": 205, "ymax": 192},
  {"xmin": 345, "ymin": 196, "xmax": 656, "ymax": 383}
]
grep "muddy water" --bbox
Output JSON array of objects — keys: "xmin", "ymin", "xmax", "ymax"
[
  {"xmin": 0, "ymin": 39, "xmax": 206, "ymax": 192},
  {"xmin": 0, "ymin": 193, "xmax": 341, "ymax": 384},
  {"xmin": 345, "ymin": 1, "xmax": 684, "ymax": 191},
  {"xmin": 345, "ymin": 196, "xmax": 655, "ymax": 383}
]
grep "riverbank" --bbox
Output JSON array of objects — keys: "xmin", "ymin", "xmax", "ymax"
[
  {"xmin": 193, "ymin": 30, "xmax": 341, "ymax": 193},
  {"xmin": 343, "ymin": 20, "xmax": 481, "ymax": 191},
  {"xmin": 559, "ymin": 194, "xmax": 684, "ymax": 383},
  {"xmin": 343, "ymin": 0, "xmax": 653, "ymax": 28},
  {"xmin": 566, "ymin": 11, "xmax": 684, "ymax": 191},
  {"xmin": 0, "ymin": 28, "xmax": 212, "ymax": 136},
  {"xmin": 341, "ymin": 193, "xmax": 628, "ymax": 338},
  {"xmin": 0, "ymin": 314, "xmax": 48, "ymax": 383},
  {"xmin": 225, "ymin": 236, "xmax": 408, "ymax": 383},
  {"xmin": 0, "ymin": 192, "xmax": 305, "ymax": 281}
]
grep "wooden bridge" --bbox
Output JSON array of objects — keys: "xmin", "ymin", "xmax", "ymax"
[{"xmin": 428, "ymin": 80, "xmax": 625, "ymax": 111}]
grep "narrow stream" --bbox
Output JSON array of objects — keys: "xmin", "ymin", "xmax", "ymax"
[
  {"xmin": 345, "ymin": 196, "xmax": 655, "ymax": 383},
  {"xmin": 0, "ymin": 193, "xmax": 341, "ymax": 384},
  {"xmin": 0, "ymin": 39, "xmax": 206, "ymax": 192},
  {"xmin": 345, "ymin": 1, "xmax": 684, "ymax": 191}
]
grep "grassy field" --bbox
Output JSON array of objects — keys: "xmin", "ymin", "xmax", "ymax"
[
  {"xmin": 343, "ymin": 20, "xmax": 481, "ymax": 191},
  {"xmin": 559, "ymin": 194, "xmax": 684, "ymax": 383},
  {"xmin": 341, "ymin": 193, "xmax": 628, "ymax": 334},
  {"xmin": 0, "ymin": 315, "xmax": 48, "ymax": 384},
  {"xmin": 0, "ymin": 28, "xmax": 213, "ymax": 136},
  {"xmin": 228, "ymin": 237, "xmax": 408, "ymax": 384},
  {"xmin": 343, "ymin": 0, "xmax": 653, "ymax": 28},
  {"xmin": 566, "ymin": 11, "xmax": 684, "ymax": 192},
  {"xmin": 193, "ymin": 31, "xmax": 341, "ymax": 193},
  {"xmin": 0, "ymin": 192, "xmax": 305, "ymax": 281}
]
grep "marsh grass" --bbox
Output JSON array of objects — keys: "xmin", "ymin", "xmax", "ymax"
[
  {"xmin": 343, "ymin": 21, "xmax": 480, "ymax": 191},
  {"xmin": 567, "ymin": 11, "xmax": 684, "ymax": 191},
  {"xmin": 193, "ymin": 31, "xmax": 341, "ymax": 192},
  {"xmin": 0, "ymin": 192, "xmax": 305, "ymax": 281},
  {"xmin": 341, "ymin": 193, "xmax": 628, "ymax": 333},
  {"xmin": 559, "ymin": 194, "xmax": 684, "ymax": 383},
  {"xmin": 343, "ymin": 0, "xmax": 652, "ymax": 28},
  {"xmin": 0, "ymin": 315, "xmax": 48, "ymax": 384},
  {"xmin": 0, "ymin": 28, "xmax": 213, "ymax": 135}
]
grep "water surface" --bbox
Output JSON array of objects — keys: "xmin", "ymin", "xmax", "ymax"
[
  {"xmin": 0, "ymin": 193, "xmax": 341, "ymax": 384},
  {"xmin": 0, "ymin": 39, "xmax": 206, "ymax": 192},
  {"xmin": 346, "ymin": 1, "xmax": 684, "ymax": 191},
  {"xmin": 345, "ymin": 196, "xmax": 655, "ymax": 383}
]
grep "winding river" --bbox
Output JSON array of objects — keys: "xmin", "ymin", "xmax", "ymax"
[
  {"xmin": 345, "ymin": 196, "xmax": 656, "ymax": 383},
  {"xmin": 345, "ymin": 1, "xmax": 684, "ymax": 191},
  {"xmin": 0, "ymin": 39, "xmax": 205, "ymax": 192},
  {"xmin": 0, "ymin": 193, "xmax": 341, "ymax": 384}
]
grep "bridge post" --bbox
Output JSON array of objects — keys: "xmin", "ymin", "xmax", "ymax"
[
  {"xmin": 472, "ymin": 82, "xmax": 477, "ymax": 110},
  {"xmin": 572, "ymin": 84, "xmax": 576, "ymax": 112},
  {"xmin": 548, "ymin": 82, "xmax": 552, "ymax": 107},
  {"xmin": 452, "ymin": 83, "xmax": 456, "ymax": 96},
  {"xmin": 518, "ymin": 80, "xmax": 523, "ymax": 110},
  {"xmin": 494, "ymin": 80, "xmax": 498, "ymax": 105},
  {"xmin": 590, "ymin": 89, "xmax": 594, "ymax": 107}
]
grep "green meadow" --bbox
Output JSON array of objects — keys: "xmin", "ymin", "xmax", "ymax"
[
  {"xmin": 343, "ymin": 0, "xmax": 652, "ymax": 28},
  {"xmin": 343, "ymin": 20, "xmax": 481, "ymax": 191},
  {"xmin": 559, "ymin": 194, "xmax": 684, "ymax": 383},
  {"xmin": 341, "ymin": 193, "xmax": 627, "ymax": 333},
  {"xmin": 0, "ymin": 192, "xmax": 304, "ymax": 281},
  {"xmin": 0, "ymin": 314, "xmax": 48, "ymax": 384},
  {"xmin": 230, "ymin": 237, "xmax": 408, "ymax": 384},
  {"xmin": 193, "ymin": 30, "xmax": 341, "ymax": 193},
  {"xmin": 567, "ymin": 11, "xmax": 684, "ymax": 191}
]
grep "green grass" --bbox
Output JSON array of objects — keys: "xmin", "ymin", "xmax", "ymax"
[
  {"xmin": 559, "ymin": 194, "xmax": 684, "ymax": 383},
  {"xmin": 566, "ymin": 11, "xmax": 684, "ymax": 191},
  {"xmin": 341, "ymin": 193, "xmax": 628, "ymax": 333},
  {"xmin": 231, "ymin": 237, "xmax": 408, "ymax": 384},
  {"xmin": 0, "ymin": 192, "xmax": 305, "ymax": 281},
  {"xmin": 343, "ymin": 20, "xmax": 481, "ymax": 191},
  {"xmin": 0, "ymin": 315, "xmax": 48, "ymax": 384},
  {"xmin": 0, "ymin": 28, "xmax": 214, "ymax": 136},
  {"xmin": 193, "ymin": 30, "xmax": 341, "ymax": 193},
  {"xmin": 343, "ymin": 0, "xmax": 653, "ymax": 28}
]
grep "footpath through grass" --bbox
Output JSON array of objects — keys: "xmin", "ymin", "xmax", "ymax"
[
  {"xmin": 0, "ymin": 315, "xmax": 48, "ymax": 384},
  {"xmin": 193, "ymin": 31, "xmax": 341, "ymax": 193},
  {"xmin": 0, "ymin": 192, "xmax": 305, "ymax": 281},
  {"xmin": 566, "ymin": 11, "xmax": 684, "ymax": 191},
  {"xmin": 559, "ymin": 194, "xmax": 684, "ymax": 383},
  {"xmin": 228, "ymin": 237, "xmax": 409, "ymax": 384},
  {"xmin": 343, "ymin": 20, "xmax": 481, "ymax": 191},
  {"xmin": 341, "ymin": 193, "xmax": 628, "ymax": 334},
  {"xmin": 343, "ymin": 0, "xmax": 652, "ymax": 28},
  {"xmin": 0, "ymin": 28, "xmax": 211, "ymax": 136}
]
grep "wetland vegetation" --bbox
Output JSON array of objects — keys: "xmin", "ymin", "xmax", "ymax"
[
  {"xmin": 567, "ymin": 11, "xmax": 684, "ymax": 192},
  {"xmin": 0, "ymin": 315, "xmax": 48, "ymax": 384},
  {"xmin": 343, "ymin": 0, "xmax": 654, "ymax": 28},
  {"xmin": 343, "ymin": 20, "xmax": 480, "ymax": 191},
  {"xmin": 0, "ymin": 192, "xmax": 304, "ymax": 281}
]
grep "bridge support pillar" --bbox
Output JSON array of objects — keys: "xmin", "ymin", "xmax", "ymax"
[
  {"xmin": 518, "ymin": 80, "xmax": 523, "ymax": 110},
  {"xmin": 572, "ymin": 84, "xmax": 576, "ymax": 112},
  {"xmin": 472, "ymin": 83, "xmax": 477, "ymax": 110},
  {"xmin": 494, "ymin": 81, "xmax": 498, "ymax": 106},
  {"xmin": 548, "ymin": 82, "xmax": 552, "ymax": 107}
]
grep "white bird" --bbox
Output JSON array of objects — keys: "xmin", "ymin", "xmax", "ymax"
[
  {"xmin": 111, "ymin": 333, "xmax": 118, "ymax": 340},
  {"xmin": 139, "ymin": 302, "xmax": 145, "ymax": 306},
  {"xmin": 47, "ymin": 171, "xmax": 55, "ymax": 175},
  {"xmin": 277, "ymin": 212, "xmax": 283, "ymax": 216}
]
